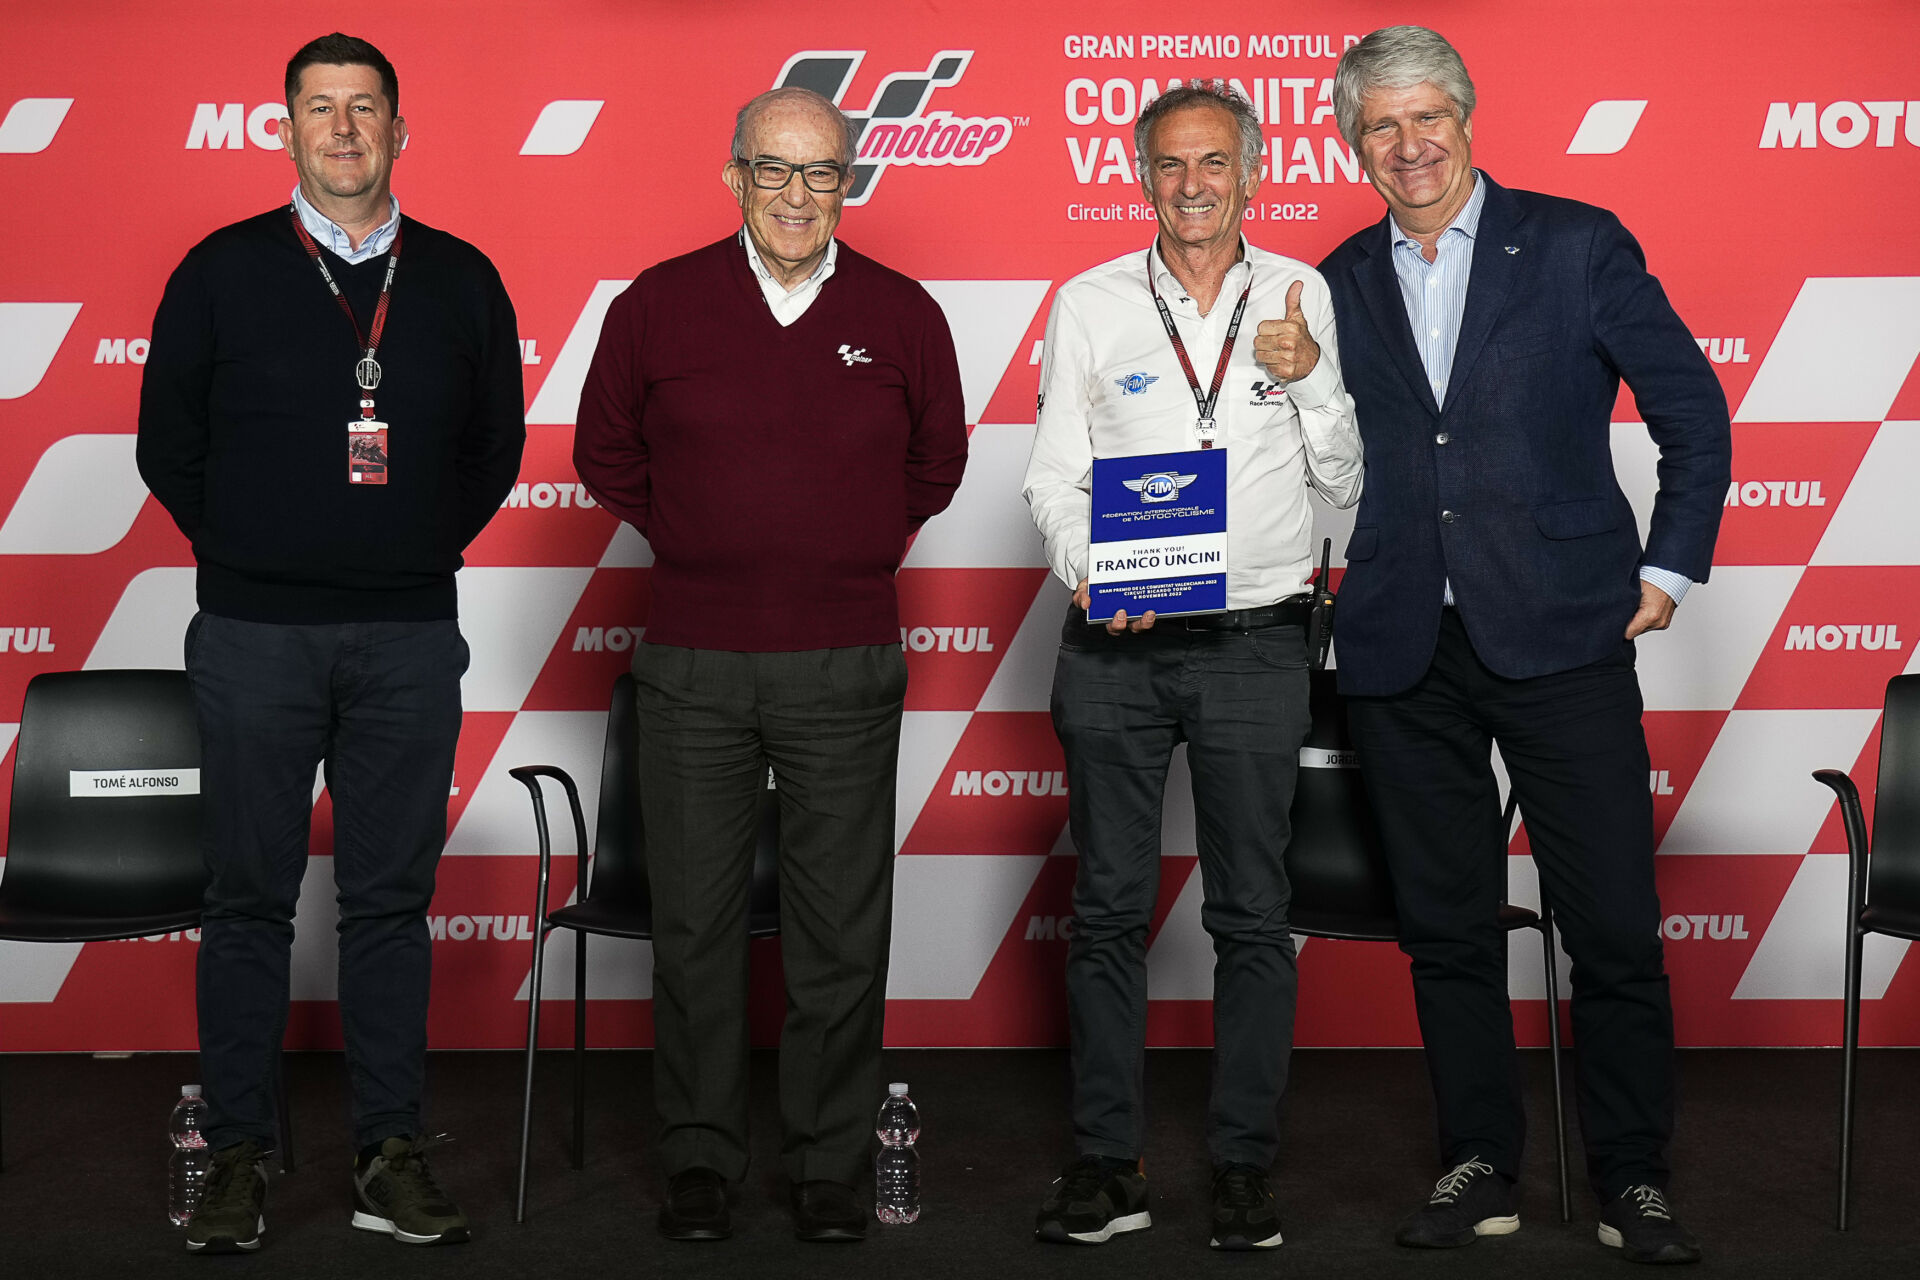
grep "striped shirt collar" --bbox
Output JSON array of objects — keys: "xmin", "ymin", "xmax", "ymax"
[{"xmin": 1389, "ymin": 169, "xmax": 1486, "ymax": 252}]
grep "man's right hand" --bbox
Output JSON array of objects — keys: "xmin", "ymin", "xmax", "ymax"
[{"xmin": 1075, "ymin": 579, "xmax": 1157, "ymax": 634}]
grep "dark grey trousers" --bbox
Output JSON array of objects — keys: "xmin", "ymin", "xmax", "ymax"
[
  {"xmin": 185, "ymin": 612, "xmax": 466, "ymax": 1151},
  {"xmin": 1050, "ymin": 613, "xmax": 1311, "ymax": 1168},
  {"xmin": 632, "ymin": 641, "xmax": 906, "ymax": 1186}
]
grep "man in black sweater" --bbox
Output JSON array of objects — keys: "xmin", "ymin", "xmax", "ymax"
[{"xmin": 136, "ymin": 33, "xmax": 523, "ymax": 1254}]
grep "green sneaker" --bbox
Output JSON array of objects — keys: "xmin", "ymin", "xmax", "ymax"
[
  {"xmin": 185, "ymin": 1139, "xmax": 268, "ymax": 1254},
  {"xmin": 350, "ymin": 1135, "xmax": 470, "ymax": 1245}
]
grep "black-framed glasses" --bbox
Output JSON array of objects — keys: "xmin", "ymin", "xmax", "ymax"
[{"xmin": 739, "ymin": 157, "xmax": 847, "ymax": 192}]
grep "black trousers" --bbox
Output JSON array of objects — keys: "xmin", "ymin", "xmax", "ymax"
[
  {"xmin": 632, "ymin": 642, "xmax": 906, "ymax": 1187},
  {"xmin": 185, "ymin": 612, "xmax": 467, "ymax": 1151},
  {"xmin": 1346, "ymin": 609, "xmax": 1674, "ymax": 1200},
  {"xmin": 1051, "ymin": 614, "xmax": 1310, "ymax": 1168}
]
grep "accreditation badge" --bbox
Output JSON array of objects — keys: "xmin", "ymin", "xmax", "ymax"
[{"xmin": 348, "ymin": 421, "xmax": 389, "ymax": 485}]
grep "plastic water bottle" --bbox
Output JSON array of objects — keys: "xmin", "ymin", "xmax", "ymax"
[
  {"xmin": 874, "ymin": 1082, "xmax": 920, "ymax": 1224},
  {"xmin": 168, "ymin": 1084, "xmax": 210, "ymax": 1226}
]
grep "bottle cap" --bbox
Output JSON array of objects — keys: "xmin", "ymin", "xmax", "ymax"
[
  {"xmin": 182, "ymin": 1084, "xmax": 203, "ymax": 1097},
  {"xmin": 888, "ymin": 1082, "xmax": 909, "ymax": 1095}
]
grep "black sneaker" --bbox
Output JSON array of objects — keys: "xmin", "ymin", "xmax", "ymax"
[
  {"xmin": 1395, "ymin": 1157, "xmax": 1519, "ymax": 1248},
  {"xmin": 1209, "ymin": 1162, "xmax": 1283, "ymax": 1250},
  {"xmin": 185, "ymin": 1139, "xmax": 269, "ymax": 1254},
  {"xmin": 1598, "ymin": 1186, "xmax": 1702, "ymax": 1264},
  {"xmin": 659, "ymin": 1167, "xmax": 731, "ymax": 1241},
  {"xmin": 350, "ymin": 1135, "xmax": 470, "ymax": 1245},
  {"xmin": 1035, "ymin": 1154, "xmax": 1151, "ymax": 1245}
]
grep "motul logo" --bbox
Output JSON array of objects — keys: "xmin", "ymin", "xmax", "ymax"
[
  {"xmin": 772, "ymin": 50, "xmax": 1014, "ymax": 204},
  {"xmin": 573, "ymin": 626, "xmax": 646, "ymax": 652},
  {"xmin": 95, "ymin": 338, "xmax": 150, "ymax": 365},
  {"xmin": 1760, "ymin": 100, "xmax": 1920, "ymax": 149},
  {"xmin": 0, "ymin": 627, "xmax": 55, "ymax": 652},
  {"xmin": 900, "ymin": 626, "xmax": 994, "ymax": 653},
  {"xmin": 185, "ymin": 103, "xmax": 286, "ymax": 150},
  {"xmin": 1725, "ymin": 480, "xmax": 1825, "ymax": 507},
  {"xmin": 1660, "ymin": 914, "xmax": 1750, "ymax": 941},
  {"xmin": 1694, "ymin": 336, "xmax": 1751, "ymax": 365},
  {"xmin": 951, "ymin": 769, "xmax": 1069, "ymax": 797},
  {"xmin": 1783, "ymin": 624, "xmax": 1900, "ymax": 652},
  {"xmin": 1650, "ymin": 770, "xmax": 1675, "ymax": 795},
  {"xmin": 501, "ymin": 481, "xmax": 597, "ymax": 509},
  {"xmin": 1025, "ymin": 914, "xmax": 1076, "ymax": 941},
  {"xmin": 428, "ymin": 914, "xmax": 536, "ymax": 941}
]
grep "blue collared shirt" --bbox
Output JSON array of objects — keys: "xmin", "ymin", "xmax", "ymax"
[
  {"xmin": 290, "ymin": 185, "xmax": 399, "ymax": 264},
  {"xmin": 1393, "ymin": 171, "xmax": 1690, "ymax": 608}
]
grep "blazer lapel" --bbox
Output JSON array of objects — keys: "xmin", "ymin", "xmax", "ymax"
[
  {"xmin": 1351, "ymin": 218, "xmax": 1441, "ymax": 418},
  {"xmin": 1444, "ymin": 174, "xmax": 1531, "ymax": 407}
]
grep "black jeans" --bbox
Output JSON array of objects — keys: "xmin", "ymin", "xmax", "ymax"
[
  {"xmin": 1051, "ymin": 610, "xmax": 1311, "ymax": 1168},
  {"xmin": 185, "ymin": 612, "xmax": 467, "ymax": 1151},
  {"xmin": 1347, "ymin": 608, "xmax": 1674, "ymax": 1200},
  {"xmin": 633, "ymin": 642, "xmax": 906, "ymax": 1187}
]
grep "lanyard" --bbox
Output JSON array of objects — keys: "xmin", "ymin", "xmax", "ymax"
[
  {"xmin": 288, "ymin": 206, "xmax": 401, "ymax": 420},
  {"xmin": 1147, "ymin": 257, "xmax": 1250, "ymax": 449}
]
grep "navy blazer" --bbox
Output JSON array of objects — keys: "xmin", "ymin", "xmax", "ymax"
[{"xmin": 1319, "ymin": 174, "xmax": 1731, "ymax": 697}]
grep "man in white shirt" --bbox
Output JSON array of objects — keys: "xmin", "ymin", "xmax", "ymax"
[{"xmin": 1022, "ymin": 82, "xmax": 1361, "ymax": 1252}]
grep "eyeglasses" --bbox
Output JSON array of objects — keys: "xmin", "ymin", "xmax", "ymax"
[{"xmin": 738, "ymin": 158, "xmax": 848, "ymax": 193}]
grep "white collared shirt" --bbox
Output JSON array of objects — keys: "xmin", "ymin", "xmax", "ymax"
[
  {"xmin": 1024, "ymin": 238, "xmax": 1363, "ymax": 609},
  {"xmin": 290, "ymin": 186, "xmax": 399, "ymax": 264},
  {"xmin": 740, "ymin": 229, "xmax": 838, "ymax": 326}
]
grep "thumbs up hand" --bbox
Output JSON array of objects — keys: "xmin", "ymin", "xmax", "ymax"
[{"xmin": 1252, "ymin": 279, "xmax": 1321, "ymax": 384}]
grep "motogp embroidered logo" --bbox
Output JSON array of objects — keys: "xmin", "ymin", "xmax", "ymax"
[
  {"xmin": 1249, "ymin": 379, "xmax": 1287, "ymax": 405},
  {"xmin": 838, "ymin": 344, "xmax": 872, "ymax": 366},
  {"xmin": 1114, "ymin": 372, "xmax": 1159, "ymax": 395},
  {"xmin": 1123, "ymin": 470, "xmax": 1198, "ymax": 504}
]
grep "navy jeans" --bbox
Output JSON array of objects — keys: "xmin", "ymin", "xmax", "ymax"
[
  {"xmin": 185, "ymin": 612, "xmax": 467, "ymax": 1151},
  {"xmin": 1051, "ymin": 610, "xmax": 1311, "ymax": 1168}
]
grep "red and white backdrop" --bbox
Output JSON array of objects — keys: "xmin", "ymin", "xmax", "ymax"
[{"xmin": 4, "ymin": 1, "xmax": 1919, "ymax": 1052}]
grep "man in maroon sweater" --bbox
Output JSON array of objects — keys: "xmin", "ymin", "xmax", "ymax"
[{"xmin": 574, "ymin": 86, "xmax": 966, "ymax": 1244}]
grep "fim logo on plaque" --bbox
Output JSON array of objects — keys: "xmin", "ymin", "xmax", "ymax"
[{"xmin": 1087, "ymin": 448, "xmax": 1227, "ymax": 620}]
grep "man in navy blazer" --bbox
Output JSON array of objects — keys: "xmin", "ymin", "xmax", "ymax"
[{"xmin": 1313, "ymin": 26, "xmax": 1729, "ymax": 1265}]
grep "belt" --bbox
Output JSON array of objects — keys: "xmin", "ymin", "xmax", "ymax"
[{"xmin": 1163, "ymin": 593, "xmax": 1314, "ymax": 631}]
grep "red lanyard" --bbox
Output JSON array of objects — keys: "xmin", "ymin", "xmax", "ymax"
[
  {"xmin": 288, "ymin": 205, "xmax": 401, "ymax": 420},
  {"xmin": 1148, "ymin": 256, "xmax": 1250, "ymax": 449}
]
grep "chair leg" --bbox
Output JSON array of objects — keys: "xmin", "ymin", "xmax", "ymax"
[
  {"xmin": 1538, "ymin": 914, "xmax": 1571, "ymax": 1224},
  {"xmin": 572, "ymin": 934, "xmax": 587, "ymax": 1171},
  {"xmin": 276, "ymin": 1050, "xmax": 296, "ymax": 1174},
  {"xmin": 1839, "ymin": 927, "xmax": 1865, "ymax": 1231},
  {"xmin": 516, "ymin": 926, "xmax": 552, "ymax": 1225},
  {"xmin": 1, "ymin": 1045, "xmax": 7, "ymax": 1172}
]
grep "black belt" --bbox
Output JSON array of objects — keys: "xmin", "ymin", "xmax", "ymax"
[{"xmin": 1163, "ymin": 593, "xmax": 1314, "ymax": 631}]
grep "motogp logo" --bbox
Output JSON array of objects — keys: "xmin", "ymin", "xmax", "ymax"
[
  {"xmin": 1114, "ymin": 372, "xmax": 1160, "ymax": 395},
  {"xmin": 1249, "ymin": 379, "xmax": 1287, "ymax": 404},
  {"xmin": 771, "ymin": 50, "xmax": 1016, "ymax": 205}
]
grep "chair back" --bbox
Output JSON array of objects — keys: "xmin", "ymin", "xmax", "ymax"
[
  {"xmin": 1, "ymin": 669, "xmax": 205, "ymax": 920},
  {"xmin": 1870, "ymin": 674, "xmax": 1920, "ymax": 914},
  {"xmin": 1284, "ymin": 668, "xmax": 1399, "ymax": 940},
  {"xmin": 582, "ymin": 673, "xmax": 781, "ymax": 936}
]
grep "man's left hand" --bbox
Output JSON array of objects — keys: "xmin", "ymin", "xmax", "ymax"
[
  {"xmin": 1253, "ymin": 280, "xmax": 1320, "ymax": 384},
  {"xmin": 1624, "ymin": 580, "xmax": 1677, "ymax": 639}
]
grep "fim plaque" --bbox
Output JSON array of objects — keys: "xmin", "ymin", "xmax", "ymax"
[{"xmin": 1087, "ymin": 448, "xmax": 1228, "ymax": 621}]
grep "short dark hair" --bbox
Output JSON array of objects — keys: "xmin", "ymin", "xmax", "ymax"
[{"xmin": 285, "ymin": 33, "xmax": 400, "ymax": 117}]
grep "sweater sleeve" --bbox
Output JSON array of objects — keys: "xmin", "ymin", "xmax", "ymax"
[
  {"xmin": 454, "ymin": 260, "xmax": 528, "ymax": 549},
  {"xmin": 136, "ymin": 250, "xmax": 215, "ymax": 540},
  {"xmin": 573, "ymin": 281, "xmax": 651, "ymax": 533},
  {"xmin": 903, "ymin": 287, "xmax": 968, "ymax": 526}
]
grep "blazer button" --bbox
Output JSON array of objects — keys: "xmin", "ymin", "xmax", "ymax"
[
  {"xmin": 1440, "ymin": 509, "xmax": 1458, "ymax": 523},
  {"xmin": 1435, "ymin": 432, "xmax": 1451, "ymax": 445}
]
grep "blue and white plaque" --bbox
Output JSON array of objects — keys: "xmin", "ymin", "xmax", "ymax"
[{"xmin": 1087, "ymin": 448, "xmax": 1228, "ymax": 620}]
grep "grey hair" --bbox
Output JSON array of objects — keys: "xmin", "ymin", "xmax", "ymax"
[
  {"xmin": 1133, "ymin": 82, "xmax": 1263, "ymax": 181},
  {"xmin": 1333, "ymin": 26, "xmax": 1476, "ymax": 149},
  {"xmin": 731, "ymin": 87, "xmax": 858, "ymax": 168}
]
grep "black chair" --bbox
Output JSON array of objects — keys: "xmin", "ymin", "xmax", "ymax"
[
  {"xmin": 1812, "ymin": 673, "xmax": 1920, "ymax": 1231},
  {"xmin": 509, "ymin": 672, "xmax": 782, "ymax": 1222},
  {"xmin": 1287, "ymin": 668, "xmax": 1573, "ymax": 1223},
  {"xmin": 0, "ymin": 669, "xmax": 293, "ymax": 1173}
]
